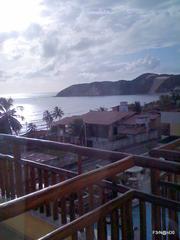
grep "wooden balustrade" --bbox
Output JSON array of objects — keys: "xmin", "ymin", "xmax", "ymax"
[
  {"xmin": 0, "ymin": 153, "xmax": 76, "ymax": 200},
  {"xmin": 156, "ymin": 138, "xmax": 180, "ymax": 151},
  {"xmin": 0, "ymin": 134, "xmax": 180, "ymax": 239},
  {"xmin": 0, "ymin": 152, "xmax": 179, "ymax": 238},
  {"xmin": 0, "ymin": 152, "xmax": 77, "ymax": 221},
  {"xmin": 38, "ymin": 190, "xmax": 180, "ymax": 240},
  {"xmin": 149, "ymin": 138, "xmax": 180, "ymax": 162},
  {"xmin": 0, "ymin": 156, "xmax": 134, "ymax": 222},
  {"xmin": 150, "ymin": 149, "xmax": 180, "ymax": 162},
  {"xmin": 0, "ymin": 134, "xmax": 130, "ymax": 178},
  {"xmin": 0, "ymin": 133, "xmax": 128, "ymax": 159},
  {"xmin": 133, "ymin": 155, "xmax": 180, "ymax": 174}
]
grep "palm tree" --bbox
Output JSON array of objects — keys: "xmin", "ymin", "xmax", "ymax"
[
  {"xmin": 53, "ymin": 106, "xmax": 64, "ymax": 120},
  {"xmin": 0, "ymin": 97, "xmax": 24, "ymax": 135},
  {"xmin": 96, "ymin": 107, "xmax": 108, "ymax": 112},
  {"xmin": 27, "ymin": 122, "xmax": 37, "ymax": 132},
  {"xmin": 43, "ymin": 110, "xmax": 53, "ymax": 129}
]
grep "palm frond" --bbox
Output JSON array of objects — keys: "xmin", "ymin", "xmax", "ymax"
[{"xmin": 8, "ymin": 116, "xmax": 22, "ymax": 134}]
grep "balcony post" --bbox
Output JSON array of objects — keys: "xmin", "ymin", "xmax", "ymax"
[
  {"xmin": 13, "ymin": 143, "xmax": 23, "ymax": 197},
  {"xmin": 139, "ymin": 200, "xmax": 146, "ymax": 240},
  {"xmin": 151, "ymin": 169, "xmax": 161, "ymax": 240},
  {"xmin": 77, "ymin": 155, "xmax": 82, "ymax": 174}
]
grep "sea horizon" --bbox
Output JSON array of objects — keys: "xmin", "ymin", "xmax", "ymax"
[{"xmin": 1, "ymin": 91, "xmax": 161, "ymax": 99}]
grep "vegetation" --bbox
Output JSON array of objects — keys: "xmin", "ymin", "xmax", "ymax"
[
  {"xmin": 43, "ymin": 106, "xmax": 64, "ymax": 129},
  {"xmin": 27, "ymin": 122, "xmax": 37, "ymax": 132},
  {"xmin": 144, "ymin": 89, "xmax": 180, "ymax": 111},
  {"xmin": 159, "ymin": 94, "xmax": 172, "ymax": 109},
  {"xmin": 43, "ymin": 110, "xmax": 53, "ymax": 129},
  {"xmin": 53, "ymin": 106, "xmax": 64, "ymax": 120},
  {"xmin": 69, "ymin": 118, "xmax": 85, "ymax": 144},
  {"xmin": 0, "ymin": 97, "xmax": 24, "ymax": 135},
  {"xmin": 129, "ymin": 101, "xmax": 142, "ymax": 113},
  {"xmin": 96, "ymin": 107, "xmax": 108, "ymax": 112}
]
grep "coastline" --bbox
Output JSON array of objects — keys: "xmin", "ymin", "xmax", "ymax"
[{"xmin": 13, "ymin": 93, "xmax": 160, "ymax": 133}]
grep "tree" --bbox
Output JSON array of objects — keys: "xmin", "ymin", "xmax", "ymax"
[
  {"xmin": 171, "ymin": 88, "xmax": 180, "ymax": 105},
  {"xmin": 69, "ymin": 118, "xmax": 85, "ymax": 144},
  {"xmin": 159, "ymin": 94, "xmax": 172, "ymax": 109},
  {"xmin": 96, "ymin": 107, "xmax": 108, "ymax": 112},
  {"xmin": 43, "ymin": 110, "xmax": 53, "ymax": 129},
  {"xmin": 0, "ymin": 97, "xmax": 23, "ymax": 135},
  {"xmin": 129, "ymin": 101, "xmax": 142, "ymax": 113},
  {"xmin": 53, "ymin": 106, "xmax": 64, "ymax": 120},
  {"xmin": 134, "ymin": 101, "xmax": 142, "ymax": 113},
  {"xmin": 27, "ymin": 122, "xmax": 37, "ymax": 132}
]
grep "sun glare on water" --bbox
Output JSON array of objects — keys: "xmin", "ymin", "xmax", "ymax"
[{"xmin": 0, "ymin": 0, "xmax": 42, "ymax": 32}]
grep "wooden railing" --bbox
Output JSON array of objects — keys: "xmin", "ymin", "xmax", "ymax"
[
  {"xmin": 0, "ymin": 133, "xmax": 130, "ymax": 225},
  {"xmin": 0, "ymin": 134, "xmax": 129, "ymax": 174},
  {"xmin": 150, "ymin": 138, "xmax": 180, "ymax": 163},
  {"xmin": 0, "ymin": 153, "xmax": 76, "ymax": 198},
  {"xmin": 149, "ymin": 139, "xmax": 180, "ymax": 204},
  {"xmin": 0, "ymin": 153, "xmax": 76, "ymax": 221},
  {"xmin": 0, "ymin": 154, "xmax": 179, "ymax": 238},
  {"xmin": 0, "ymin": 156, "xmax": 134, "ymax": 221},
  {"xmin": 0, "ymin": 134, "xmax": 179, "ymax": 239},
  {"xmin": 39, "ymin": 190, "xmax": 180, "ymax": 240}
]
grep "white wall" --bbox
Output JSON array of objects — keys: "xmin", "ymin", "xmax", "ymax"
[
  {"xmin": 89, "ymin": 131, "xmax": 158, "ymax": 150},
  {"xmin": 161, "ymin": 112, "xmax": 180, "ymax": 124}
]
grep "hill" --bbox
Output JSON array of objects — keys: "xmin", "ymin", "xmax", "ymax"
[{"xmin": 56, "ymin": 73, "xmax": 180, "ymax": 97}]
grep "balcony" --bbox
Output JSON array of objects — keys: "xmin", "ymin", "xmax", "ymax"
[{"xmin": 0, "ymin": 134, "xmax": 179, "ymax": 239}]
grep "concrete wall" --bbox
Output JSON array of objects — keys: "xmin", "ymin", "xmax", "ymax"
[
  {"xmin": 170, "ymin": 124, "xmax": 180, "ymax": 136},
  {"xmin": 89, "ymin": 130, "xmax": 158, "ymax": 150},
  {"xmin": 161, "ymin": 111, "xmax": 180, "ymax": 136},
  {"xmin": 161, "ymin": 111, "xmax": 180, "ymax": 124}
]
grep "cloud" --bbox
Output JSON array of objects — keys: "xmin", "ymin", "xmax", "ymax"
[
  {"xmin": 0, "ymin": 70, "xmax": 11, "ymax": 82},
  {"xmin": 127, "ymin": 0, "xmax": 178, "ymax": 10},
  {"xmin": 24, "ymin": 23, "xmax": 43, "ymax": 39},
  {"xmin": 41, "ymin": 34, "xmax": 59, "ymax": 58},
  {"xmin": 125, "ymin": 56, "xmax": 160, "ymax": 71},
  {"xmin": 0, "ymin": 0, "xmax": 180, "ymax": 93},
  {"xmin": 76, "ymin": 55, "xmax": 160, "ymax": 82},
  {"xmin": 0, "ymin": 31, "xmax": 19, "ymax": 45}
]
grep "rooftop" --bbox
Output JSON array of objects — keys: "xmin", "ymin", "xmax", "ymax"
[{"xmin": 53, "ymin": 110, "xmax": 135, "ymax": 126}]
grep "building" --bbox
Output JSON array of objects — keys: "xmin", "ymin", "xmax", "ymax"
[
  {"xmin": 52, "ymin": 102, "xmax": 160, "ymax": 151},
  {"xmin": 161, "ymin": 110, "xmax": 180, "ymax": 136}
]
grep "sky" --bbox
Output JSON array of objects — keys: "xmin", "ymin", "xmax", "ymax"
[{"xmin": 0, "ymin": 0, "xmax": 180, "ymax": 94}]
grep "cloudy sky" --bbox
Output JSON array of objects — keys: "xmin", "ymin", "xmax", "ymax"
[{"xmin": 0, "ymin": 0, "xmax": 180, "ymax": 94}]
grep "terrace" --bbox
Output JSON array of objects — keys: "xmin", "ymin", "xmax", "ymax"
[{"xmin": 0, "ymin": 134, "xmax": 179, "ymax": 240}]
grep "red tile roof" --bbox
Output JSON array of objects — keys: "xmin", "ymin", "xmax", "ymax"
[
  {"xmin": 83, "ymin": 111, "xmax": 134, "ymax": 125},
  {"xmin": 53, "ymin": 111, "xmax": 135, "ymax": 126},
  {"xmin": 123, "ymin": 113, "xmax": 159, "ymax": 125},
  {"xmin": 52, "ymin": 115, "xmax": 83, "ymax": 126}
]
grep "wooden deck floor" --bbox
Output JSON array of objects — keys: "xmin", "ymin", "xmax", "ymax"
[{"xmin": 0, "ymin": 212, "xmax": 56, "ymax": 240}]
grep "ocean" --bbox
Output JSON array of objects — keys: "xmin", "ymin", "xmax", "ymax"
[{"xmin": 3, "ymin": 92, "xmax": 160, "ymax": 131}]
